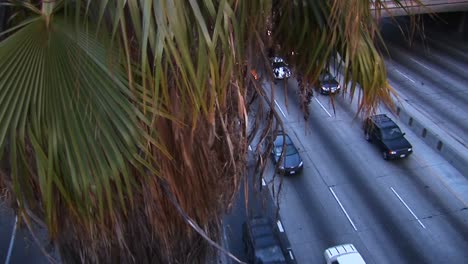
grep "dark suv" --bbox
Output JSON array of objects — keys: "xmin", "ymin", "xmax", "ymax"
[
  {"xmin": 242, "ymin": 217, "xmax": 289, "ymax": 264},
  {"xmin": 363, "ymin": 114, "xmax": 413, "ymax": 160}
]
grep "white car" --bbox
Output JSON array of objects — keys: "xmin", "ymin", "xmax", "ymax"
[
  {"xmin": 324, "ymin": 244, "xmax": 366, "ymax": 264},
  {"xmin": 271, "ymin": 57, "xmax": 291, "ymax": 80}
]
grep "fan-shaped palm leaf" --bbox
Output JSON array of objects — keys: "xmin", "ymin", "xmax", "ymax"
[{"xmin": 0, "ymin": 13, "xmax": 148, "ymax": 231}]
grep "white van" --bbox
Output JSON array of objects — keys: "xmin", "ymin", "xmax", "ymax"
[{"xmin": 324, "ymin": 244, "xmax": 366, "ymax": 264}]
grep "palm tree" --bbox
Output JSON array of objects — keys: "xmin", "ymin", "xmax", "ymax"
[{"xmin": 0, "ymin": 0, "xmax": 419, "ymax": 263}]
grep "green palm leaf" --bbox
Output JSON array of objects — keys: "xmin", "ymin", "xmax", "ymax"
[{"xmin": 0, "ymin": 16, "xmax": 144, "ymax": 228}]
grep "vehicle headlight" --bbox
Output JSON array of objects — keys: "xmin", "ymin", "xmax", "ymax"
[
  {"xmin": 408, "ymin": 148, "xmax": 412, "ymax": 152},
  {"xmin": 299, "ymin": 161, "xmax": 303, "ymax": 167},
  {"xmin": 389, "ymin": 150, "xmax": 397, "ymax": 155},
  {"xmin": 322, "ymin": 86, "xmax": 329, "ymax": 91},
  {"xmin": 278, "ymin": 165, "xmax": 285, "ymax": 170}
]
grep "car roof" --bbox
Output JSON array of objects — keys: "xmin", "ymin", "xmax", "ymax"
[
  {"xmin": 325, "ymin": 244, "xmax": 366, "ymax": 264},
  {"xmin": 273, "ymin": 133, "xmax": 293, "ymax": 146},
  {"xmin": 369, "ymin": 114, "xmax": 398, "ymax": 128},
  {"xmin": 337, "ymin": 253, "xmax": 366, "ymax": 264},
  {"xmin": 325, "ymin": 244, "xmax": 359, "ymax": 259}
]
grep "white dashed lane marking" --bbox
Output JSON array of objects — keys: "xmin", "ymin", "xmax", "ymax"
[
  {"xmin": 5, "ymin": 216, "xmax": 18, "ymax": 264},
  {"xmin": 391, "ymin": 187, "xmax": 426, "ymax": 229},
  {"xmin": 277, "ymin": 220, "xmax": 285, "ymax": 232},
  {"xmin": 274, "ymin": 99, "xmax": 287, "ymax": 118},
  {"xmin": 329, "ymin": 187, "xmax": 358, "ymax": 231},
  {"xmin": 410, "ymin": 58, "xmax": 433, "ymax": 71},
  {"xmin": 395, "ymin": 69, "xmax": 416, "ymax": 83},
  {"xmin": 314, "ymin": 97, "xmax": 332, "ymax": 117}
]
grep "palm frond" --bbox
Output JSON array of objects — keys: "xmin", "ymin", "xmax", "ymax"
[{"xmin": 0, "ymin": 16, "xmax": 145, "ymax": 229}]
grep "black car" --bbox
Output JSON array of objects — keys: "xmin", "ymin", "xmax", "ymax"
[
  {"xmin": 318, "ymin": 72, "xmax": 341, "ymax": 94},
  {"xmin": 363, "ymin": 114, "xmax": 413, "ymax": 160},
  {"xmin": 270, "ymin": 132, "xmax": 303, "ymax": 175},
  {"xmin": 242, "ymin": 217, "xmax": 288, "ymax": 264},
  {"xmin": 271, "ymin": 57, "xmax": 292, "ymax": 81}
]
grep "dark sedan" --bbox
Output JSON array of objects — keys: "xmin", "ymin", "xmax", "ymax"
[
  {"xmin": 270, "ymin": 132, "xmax": 303, "ymax": 175},
  {"xmin": 319, "ymin": 72, "xmax": 341, "ymax": 94}
]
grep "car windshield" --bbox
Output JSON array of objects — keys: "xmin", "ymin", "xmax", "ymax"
[
  {"xmin": 272, "ymin": 61, "xmax": 287, "ymax": 69},
  {"xmin": 381, "ymin": 126, "xmax": 403, "ymax": 140},
  {"xmin": 320, "ymin": 73, "xmax": 335, "ymax": 82},
  {"xmin": 274, "ymin": 144, "xmax": 297, "ymax": 156},
  {"xmin": 273, "ymin": 134, "xmax": 297, "ymax": 156}
]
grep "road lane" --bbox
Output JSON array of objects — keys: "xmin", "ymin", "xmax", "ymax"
[
  {"xmin": 385, "ymin": 62, "xmax": 468, "ymax": 147},
  {"xmin": 263, "ymin": 76, "xmax": 468, "ymax": 263},
  {"xmin": 381, "ymin": 27, "xmax": 468, "ymax": 148}
]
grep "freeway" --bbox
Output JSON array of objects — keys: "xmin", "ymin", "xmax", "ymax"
[
  {"xmin": 260, "ymin": 75, "xmax": 468, "ymax": 263},
  {"xmin": 248, "ymin": 16, "xmax": 468, "ymax": 263},
  {"xmin": 222, "ymin": 16, "xmax": 468, "ymax": 263}
]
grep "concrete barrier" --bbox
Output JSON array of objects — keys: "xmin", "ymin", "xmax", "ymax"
[{"xmin": 395, "ymin": 101, "xmax": 468, "ymax": 176}]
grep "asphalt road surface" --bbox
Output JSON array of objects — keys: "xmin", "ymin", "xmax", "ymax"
[{"xmin": 0, "ymin": 205, "xmax": 51, "ymax": 264}]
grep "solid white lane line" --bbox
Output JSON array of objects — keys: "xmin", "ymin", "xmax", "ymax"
[
  {"xmin": 288, "ymin": 249, "xmax": 295, "ymax": 260},
  {"xmin": 395, "ymin": 69, "xmax": 416, "ymax": 83},
  {"xmin": 5, "ymin": 216, "xmax": 18, "ymax": 264},
  {"xmin": 329, "ymin": 187, "xmax": 358, "ymax": 231},
  {"xmin": 274, "ymin": 100, "xmax": 287, "ymax": 118},
  {"xmin": 410, "ymin": 58, "xmax": 433, "ymax": 71},
  {"xmin": 314, "ymin": 97, "xmax": 332, "ymax": 117},
  {"xmin": 390, "ymin": 187, "xmax": 426, "ymax": 229},
  {"xmin": 261, "ymin": 178, "xmax": 267, "ymax": 186},
  {"xmin": 277, "ymin": 220, "xmax": 285, "ymax": 232}
]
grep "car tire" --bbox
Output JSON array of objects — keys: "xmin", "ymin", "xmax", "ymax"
[
  {"xmin": 364, "ymin": 131, "xmax": 371, "ymax": 142},
  {"xmin": 383, "ymin": 151, "xmax": 389, "ymax": 160}
]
